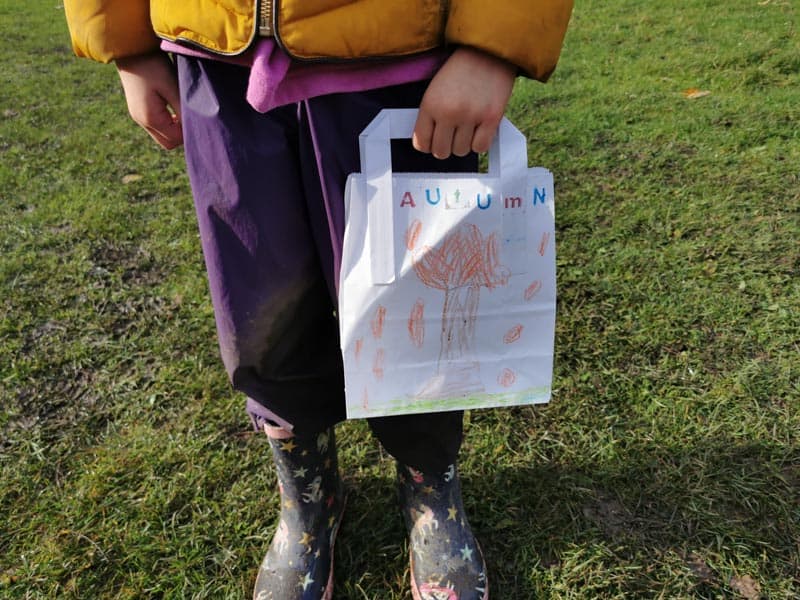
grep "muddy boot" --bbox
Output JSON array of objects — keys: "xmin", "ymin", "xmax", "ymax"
[
  {"xmin": 398, "ymin": 461, "xmax": 488, "ymax": 600},
  {"xmin": 253, "ymin": 425, "xmax": 345, "ymax": 600}
]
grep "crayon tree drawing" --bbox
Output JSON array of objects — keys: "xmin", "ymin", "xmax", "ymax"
[{"xmin": 409, "ymin": 221, "xmax": 510, "ymax": 398}]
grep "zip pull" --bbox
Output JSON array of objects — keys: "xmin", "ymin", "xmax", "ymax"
[{"xmin": 259, "ymin": 0, "xmax": 273, "ymax": 36}]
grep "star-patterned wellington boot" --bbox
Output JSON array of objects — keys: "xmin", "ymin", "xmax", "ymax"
[
  {"xmin": 253, "ymin": 425, "xmax": 345, "ymax": 600},
  {"xmin": 398, "ymin": 461, "xmax": 489, "ymax": 600}
]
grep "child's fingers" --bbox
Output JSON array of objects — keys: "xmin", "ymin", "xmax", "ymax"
[
  {"xmin": 116, "ymin": 52, "xmax": 183, "ymax": 150},
  {"xmin": 161, "ymin": 82, "xmax": 182, "ymax": 124},
  {"xmin": 147, "ymin": 125, "xmax": 182, "ymax": 150},
  {"xmin": 412, "ymin": 112, "xmax": 434, "ymax": 154},
  {"xmin": 471, "ymin": 119, "xmax": 500, "ymax": 155},
  {"xmin": 144, "ymin": 103, "xmax": 183, "ymax": 150},
  {"xmin": 451, "ymin": 125, "xmax": 476, "ymax": 157},
  {"xmin": 430, "ymin": 122, "xmax": 456, "ymax": 160},
  {"xmin": 145, "ymin": 127, "xmax": 173, "ymax": 150}
]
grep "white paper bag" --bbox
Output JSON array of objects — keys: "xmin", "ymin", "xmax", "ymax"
[{"xmin": 339, "ymin": 109, "xmax": 556, "ymax": 419}]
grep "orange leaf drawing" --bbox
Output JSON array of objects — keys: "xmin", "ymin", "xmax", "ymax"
[
  {"xmin": 538, "ymin": 232, "xmax": 551, "ymax": 256},
  {"xmin": 371, "ymin": 305, "xmax": 386, "ymax": 339},
  {"xmin": 524, "ymin": 280, "xmax": 542, "ymax": 301},
  {"xmin": 503, "ymin": 324, "xmax": 524, "ymax": 344},
  {"xmin": 408, "ymin": 298, "xmax": 425, "ymax": 348},
  {"xmin": 406, "ymin": 219, "xmax": 422, "ymax": 251},
  {"xmin": 498, "ymin": 368, "xmax": 516, "ymax": 388},
  {"xmin": 372, "ymin": 348, "xmax": 385, "ymax": 381}
]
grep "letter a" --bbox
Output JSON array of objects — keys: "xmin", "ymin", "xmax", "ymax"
[{"xmin": 400, "ymin": 191, "xmax": 416, "ymax": 208}]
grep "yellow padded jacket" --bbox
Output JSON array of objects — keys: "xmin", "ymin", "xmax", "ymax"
[{"xmin": 63, "ymin": 0, "xmax": 573, "ymax": 81}]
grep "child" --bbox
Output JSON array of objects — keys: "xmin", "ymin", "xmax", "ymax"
[{"xmin": 64, "ymin": 3, "xmax": 572, "ymax": 598}]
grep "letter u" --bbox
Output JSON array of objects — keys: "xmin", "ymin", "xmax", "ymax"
[{"xmin": 425, "ymin": 188, "xmax": 441, "ymax": 205}]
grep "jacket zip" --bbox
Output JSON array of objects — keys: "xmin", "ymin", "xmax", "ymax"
[
  {"xmin": 441, "ymin": 0, "xmax": 450, "ymax": 29},
  {"xmin": 259, "ymin": 0, "xmax": 273, "ymax": 36}
]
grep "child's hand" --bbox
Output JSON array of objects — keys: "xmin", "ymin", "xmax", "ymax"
[
  {"xmin": 413, "ymin": 47, "xmax": 517, "ymax": 160},
  {"xmin": 116, "ymin": 52, "xmax": 183, "ymax": 150}
]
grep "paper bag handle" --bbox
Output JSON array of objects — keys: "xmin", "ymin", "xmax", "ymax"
[{"xmin": 358, "ymin": 109, "xmax": 529, "ymax": 284}]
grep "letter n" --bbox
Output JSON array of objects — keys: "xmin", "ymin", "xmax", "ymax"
[{"xmin": 532, "ymin": 188, "xmax": 547, "ymax": 205}]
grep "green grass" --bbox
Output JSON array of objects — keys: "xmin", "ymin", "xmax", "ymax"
[{"xmin": 1, "ymin": 0, "xmax": 798, "ymax": 598}]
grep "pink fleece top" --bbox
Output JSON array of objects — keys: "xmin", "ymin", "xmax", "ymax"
[{"xmin": 162, "ymin": 39, "xmax": 447, "ymax": 113}]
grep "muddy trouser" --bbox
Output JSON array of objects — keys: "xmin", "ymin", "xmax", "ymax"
[{"xmin": 177, "ymin": 56, "xmax": 478, "ymax": 473}]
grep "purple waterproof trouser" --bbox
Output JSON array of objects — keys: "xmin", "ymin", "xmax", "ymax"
[{"xmin": 177, "ymin": 56, "xmax": 477, "ymax": 471}]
